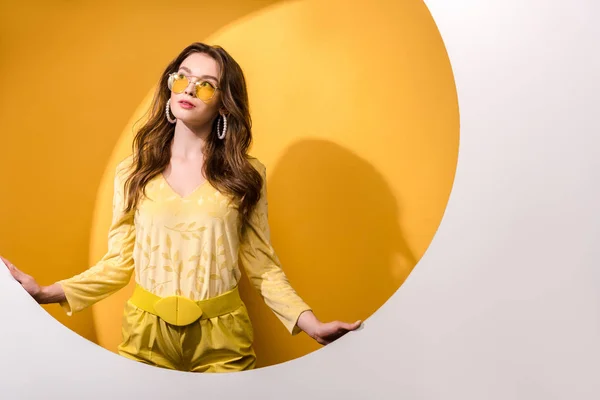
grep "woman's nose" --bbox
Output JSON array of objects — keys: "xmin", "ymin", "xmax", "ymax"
[{"xmin": 184, "ymin": 80, "xmax": 196, "ymax": 96}]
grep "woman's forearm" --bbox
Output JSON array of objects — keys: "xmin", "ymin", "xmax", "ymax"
[{"xmin": 35, "ymin": 283, "xmax": 66, "ymax": 304}]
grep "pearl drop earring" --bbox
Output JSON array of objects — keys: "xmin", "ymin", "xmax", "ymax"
[
  {"xmin": 165, "ymin": 99, "xmax": 176, "ymax": 124},
  {"xmin": 217, "ymin": 114, "xmax": 227, "ymax": 139}
]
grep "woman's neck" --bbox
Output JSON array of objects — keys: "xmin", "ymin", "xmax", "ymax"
[{"xmin": 171, "ymin": 120, "xmax": 210, "ymax": 159}]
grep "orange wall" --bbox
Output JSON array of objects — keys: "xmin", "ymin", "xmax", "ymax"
[{"xmin": 1, "ymin": 0, "xmax": 458, "ymax": 369}]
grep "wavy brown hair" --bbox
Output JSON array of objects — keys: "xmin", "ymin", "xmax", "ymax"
[{"xmin": 123, "ymin": 42, "xmax": 262, "ymax": 231}]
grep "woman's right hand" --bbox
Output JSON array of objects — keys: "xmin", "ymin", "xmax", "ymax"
[{"xmin": 1, "ymin": 256, "xmax": 42, "ymax": 301}]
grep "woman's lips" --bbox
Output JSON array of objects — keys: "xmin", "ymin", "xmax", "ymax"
[{"xmin": 178, "ymin": 100, "xmax": 195, "ymax": 109}]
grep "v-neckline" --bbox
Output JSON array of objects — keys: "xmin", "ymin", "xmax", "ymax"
[{"xmin": 160, "ymin": 173, "xmax": 208, "ymax": 199}]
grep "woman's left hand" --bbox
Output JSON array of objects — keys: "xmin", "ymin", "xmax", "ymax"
[{"xmin": 297, "ymin": 310, "xmax": 362, "ymax": 345}]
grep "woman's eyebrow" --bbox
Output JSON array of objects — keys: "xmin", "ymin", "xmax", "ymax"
[
  {"xmin": 178, "ymin": 66, "xmax": 218, "ymax": 83},
  {"xmin": 199, "ymin": 75, "xmax": 218, "ymax": 83}
]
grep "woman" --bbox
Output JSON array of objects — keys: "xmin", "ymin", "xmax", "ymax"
[{"xmin": 1, "ymin": 42, "xmax": 361, "ymax": 372}]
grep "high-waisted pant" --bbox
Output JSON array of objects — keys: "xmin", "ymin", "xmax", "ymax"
[{"xmin": 116, "ymin": 285, "xmax": 256, "ymax": 372}]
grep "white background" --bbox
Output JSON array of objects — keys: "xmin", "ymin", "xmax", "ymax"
[{"xmin": 1, "ymin": 0, "xmax": 599, "ymax": 398}]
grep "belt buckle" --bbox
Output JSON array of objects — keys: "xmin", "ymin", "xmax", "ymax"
[{"xmin": 154, "ymin": 295, "xmax": 203, "ymax": 326}]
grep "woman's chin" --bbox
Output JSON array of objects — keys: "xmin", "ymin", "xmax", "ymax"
[{"xmin": 174, "ymin": 115, "xmax": 210, "ymax": 128}]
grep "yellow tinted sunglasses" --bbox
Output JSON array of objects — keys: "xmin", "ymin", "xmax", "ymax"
[{"xmin": 167, "ymin": 72, "xmax": 220, "ymax": 103}]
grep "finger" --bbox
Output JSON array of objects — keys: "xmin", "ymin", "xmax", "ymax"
[
  {"xmin": 10, "ymin": 267, "xmax": 24, "ymax": 282},
  {"xmin": 2, "ymin": 259, "xmax": 23, "ymax": 281},
  {"xmin": 1, "ymin": 257, "xmax": 19, "ymax": 273},
  {"xmin": 331, "ymin": 321, "xmax": 362, "ymax": 336},
  {"xmin": 0, "ymin": 256, "xmax": 11, "ymax": 269},
  {"xmin": 10, "ymin": 263, "xmax": 21, "ymax": 274},
  {"xmin": 2, "ymin": 259, "xmax": 16, "ymax": 274},
  {"xmin": 7, "ymin": 269, "xmax": 22, "ymax": 283},
  {"xmin": 337, "ymin": 321, "xmax": 359, "ymax": 331}
]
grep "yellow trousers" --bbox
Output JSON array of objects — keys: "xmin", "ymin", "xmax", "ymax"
[{"xmin": 116, "ymin": 285, "xmax": 256, "ymax": 372}]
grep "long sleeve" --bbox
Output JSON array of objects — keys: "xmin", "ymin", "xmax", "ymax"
[
  {"xmin": 56, "ymin": 159, "xmax": 136, "ymax": 316},
  {"xmin": 239, "ymin": 159, "xmax": 312, "ymax": 335}
]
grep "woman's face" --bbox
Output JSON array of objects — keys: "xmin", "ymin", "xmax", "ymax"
[{"xmin": 169, "ymin": 52, "xmax": 223, "ymax": 127}]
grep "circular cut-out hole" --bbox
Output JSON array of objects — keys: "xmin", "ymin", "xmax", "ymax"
[{"xmin": 88, "ymin": 0, "xmax": 459, "ymax": 370}]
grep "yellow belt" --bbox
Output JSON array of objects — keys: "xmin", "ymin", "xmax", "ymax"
[{"xmin": 129, "ymin": 284, "xmax": 242, "ymax": 326}]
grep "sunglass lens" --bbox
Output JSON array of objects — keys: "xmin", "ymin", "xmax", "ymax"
[
  {"xmin": 170, "ymin": 74, "xmax": 189, "ymax": 93},
  {"xmin": 197, "ymin": 82, "xmax": 216, "ymax": 102}
]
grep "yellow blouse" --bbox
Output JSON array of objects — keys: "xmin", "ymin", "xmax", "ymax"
[{"xmin": 57, "ymin": 156, "xmax": 311, "ymax": 335}]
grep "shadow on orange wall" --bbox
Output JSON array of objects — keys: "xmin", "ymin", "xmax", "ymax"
[{"xmin": 240, "ymin": 139, "xmax": 417, "ymax": 367}]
